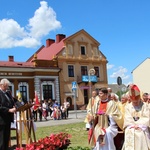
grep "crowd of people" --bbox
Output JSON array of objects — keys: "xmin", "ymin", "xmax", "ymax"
[
  {"xmin": 31, "ymin": 98, "xmax": 70, "ymax": 122},
  {"xmin": 85, "ymin": 85, "xmax": 150, "ymax": 150},
  {"xmin": 1, "ymin": 77, "xmax": 150, "ymax": 150},
  {"xmin": 0, "ymin": 78, "xmax": 71, "ymax": 149}
]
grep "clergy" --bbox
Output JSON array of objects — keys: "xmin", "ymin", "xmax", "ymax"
[
  {"xmin": 122, "ymin": 84, "xmax": 150, "ymax": 150},
  {"xmin": 89, "ymin": 87, "xmax": 123, "ymax": 150}
]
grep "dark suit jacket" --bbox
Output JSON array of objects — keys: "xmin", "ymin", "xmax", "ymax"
[{"xmin": 0, "ymin": 90, "xmax": 15, "ymax": 125}]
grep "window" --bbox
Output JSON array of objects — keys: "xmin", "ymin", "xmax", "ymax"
[
  {"xmin": 81, "ymin": 46, "xmax": 86, "ymax": 55},
  {"xmin": 94, "ymin": 67, "xmax": 100, "ymax": 77},
  {"xmin": 18, "ymin": 82, "xmax": 29, "ymax": 103},
  {"xmin": 41, "ymin": 82, "xmax": 55, "ymax": 100},
  {"xmin": 20, "ymin": 86, "xmax": 27, "ymax": 100},
  {"xmin": 81, "ymin": 66, "xmax": 87, "ymax": 75},
  {"xmin": 43, "ymin": 85, "xmax": 53, "ymax": 100},
  {"xmin": 68, "ymin": 65, "xmax": 74, "ymax": 77}
]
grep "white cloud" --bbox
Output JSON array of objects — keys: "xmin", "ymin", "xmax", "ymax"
[
  {"xmin": 108, "ymin": 65, "xmax": 133, "ymax": 85},
  {"xmin": 110, "ymin": 66, "xmax": 129, "ymax": 80},
  {"xmin": 27, "ymin": 1, "xmax": 61, "ymax": 39},
  {"xmin": 0, "ymin": 1, "xmax": 61, "ymax": 49},
  {"xmin": 107, "ymin": 64, "xmax": 114, "ymax": 69}
]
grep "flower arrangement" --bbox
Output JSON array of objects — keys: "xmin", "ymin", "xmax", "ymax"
[{"xmin": 16, "ymin": 132, "xmax": 71, "ymax": 150}]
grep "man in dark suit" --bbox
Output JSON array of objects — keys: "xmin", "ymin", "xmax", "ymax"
[{"xmin": 0, "ymin": 78, "xmax": 16, "ymax": 150}]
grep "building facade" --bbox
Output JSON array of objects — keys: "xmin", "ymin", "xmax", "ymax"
[
  {"xmin": 132, "ymin": 57, "xmax": 150, "ymax": 93},
  {"xmin": 0, "ymin": 55, "xmax": 60, "ymax": 103},
  {"xmin": 0, "ymin": 29, "xmax": 108, "ymax": 109},
  {"xmin": 57, "ymin": 30, "xmax": 108, "ymax": 109}
]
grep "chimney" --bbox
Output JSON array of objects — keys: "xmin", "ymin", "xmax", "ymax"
[
  {"xmin": 46, "ymin": 39, "xmax": 55, "ymax": 47},
  {"xmin": 8, "ymin": 56, "xmax": 14, "ymax": 62},
  {"xmin": 56, "ymin": 34, "xmax": 66, "ymax": 43}
]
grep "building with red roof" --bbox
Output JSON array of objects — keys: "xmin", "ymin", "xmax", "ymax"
[{"xmin": 0, "ymin": 29, "xmax": 108, "ymax": 109}]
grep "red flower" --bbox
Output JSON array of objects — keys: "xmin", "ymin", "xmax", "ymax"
[{"xmin": 16, "ymin": 132, "xmax": 71, "ymax": 150}]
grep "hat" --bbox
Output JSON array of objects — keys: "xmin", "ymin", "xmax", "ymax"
[{"xmin": 128, "ymin": 84, "xmax": 140, "ymax": 100}]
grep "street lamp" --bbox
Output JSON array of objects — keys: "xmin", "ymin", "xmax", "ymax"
[{"xmin": 88, "ymin": 68, "xmax": 95, "ymax": 116}]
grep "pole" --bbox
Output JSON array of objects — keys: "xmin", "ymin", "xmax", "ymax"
[
  {"xmin": 119, "ymin": 85, "xmax": 122, "ymax": 101},
  {"xmin": 73, "ymin": 89, "xmax": 77, "ymax": 119},
  {"xmin": 89, "ymin": 79, "xmax": 93, "ymax": 116},
  {"xmin": 88, "ymin": 68, "xmax": 95, "ymax": 116}
]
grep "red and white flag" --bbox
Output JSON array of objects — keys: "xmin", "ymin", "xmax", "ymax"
[{"xmin": 33, "ymin": 91, "xmax": 40, "ymax": 111}]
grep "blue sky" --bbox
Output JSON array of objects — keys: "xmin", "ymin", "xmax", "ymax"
[{"xmin": 0, "ymin": 0, "xmax": 150, "ymax": 85}]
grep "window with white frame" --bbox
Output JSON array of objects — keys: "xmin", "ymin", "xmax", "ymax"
[
  {"xmin": 68, "ymin": 65, "xmax": 74, "ymax": 77},
  {"xmin": 41, "ymin": 82, "xmax": 55, "ymax": 100},
  {"xmin": 18, "ymin": 82, "xmax": 29, "ymax": 103}
]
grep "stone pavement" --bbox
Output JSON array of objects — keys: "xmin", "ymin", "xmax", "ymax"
[{"xmin": 34, "ymin": 110, "xmax": 87, "ymax": 128}]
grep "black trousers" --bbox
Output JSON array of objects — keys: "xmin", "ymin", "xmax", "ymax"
[
  {"xmin": 38, "ymin": 110, "xmax": 42, "ymax": 121},
  {"xmin": 66, "ymin": 108, "xmax": 69, "ymax": 118},
  {"xmin": 33, "ymin": 110, "xmax": 38, "ymax": 121},
  {"xmin": 0, "ymin": 122, "xmax": 11, "ymax": 150}
]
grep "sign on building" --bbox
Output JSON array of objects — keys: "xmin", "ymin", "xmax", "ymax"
[{"xmin": 82, "ymin": 75, "xmax": 97, "ymax": 82}]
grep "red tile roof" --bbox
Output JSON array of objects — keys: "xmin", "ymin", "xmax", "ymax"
[
  {"xmin": 0, "ymin": 61, "xmax": 33, "ymax": 67},
  {"xmin": 27, "ymin": 29, "xmax": 99, "ymax": 62},
  {"xmin": 28, "ymin": 38, "xmax": 65, "ymax": 62}
]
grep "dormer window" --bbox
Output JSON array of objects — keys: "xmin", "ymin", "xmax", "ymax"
[{"xmin": 81, "ymin": 46, "xmax": 86, "ymax": 55}]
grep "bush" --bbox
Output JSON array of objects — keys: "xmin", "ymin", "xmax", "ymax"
[{"xmin": 67, "ymin": 146, "xmax": 91, "ymax": 150}]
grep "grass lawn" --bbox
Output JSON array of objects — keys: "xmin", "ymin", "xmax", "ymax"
[
  {"xmin": 35, "ymin": 122, "xmax": 90, "ymax": 148},
  {"xmin": 11, "ymin": 122, "xmax": 91, "ymax": 149}
]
